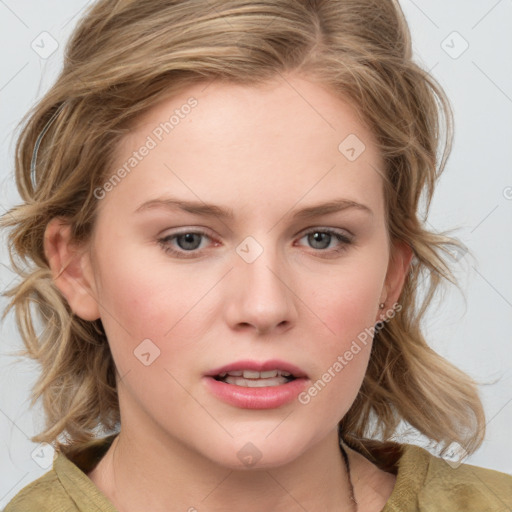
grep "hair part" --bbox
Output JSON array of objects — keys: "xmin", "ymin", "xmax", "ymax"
[{"xmin": 1, "ymin": 0, "xmax": 485, "ymax": 455}]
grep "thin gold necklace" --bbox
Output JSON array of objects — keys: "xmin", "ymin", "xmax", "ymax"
[{"xmin": 339, "ymin": 442, "xmax": 358, "ymax": 511}]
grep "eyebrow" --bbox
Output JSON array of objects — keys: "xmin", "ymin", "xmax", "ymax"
[{"xmin": 134, "ymin": 196, "xmax": 373, "ymax": 220}]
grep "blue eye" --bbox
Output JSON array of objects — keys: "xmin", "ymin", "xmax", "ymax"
[
  {"xmin": 157, "ymin": 228, "xmax": 353, "ymax": 259},
  {"xmin": 158, "ymin": 230, "xmax": 212, "ymax": 258},
  {"xmin": 298, "ymin": 229, "xmax": 353, "ymax": 254},
  {"xmin": 169, "ymin": 232, "xmax": 203, "ymax": 251}
]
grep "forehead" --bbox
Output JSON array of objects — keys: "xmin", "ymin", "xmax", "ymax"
[{"xmin": 102, "ymin": 75, "xmax": 385, "ymax": 217}]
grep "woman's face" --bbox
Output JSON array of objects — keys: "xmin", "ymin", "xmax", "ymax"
[{"xmin": 72, "ymin": 74, "xmax": 410, "ymax": 468}]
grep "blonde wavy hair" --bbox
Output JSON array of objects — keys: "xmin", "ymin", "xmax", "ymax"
[{"xmin": 1, "ymin": 0, "xmax": 485, "ymax": 456}]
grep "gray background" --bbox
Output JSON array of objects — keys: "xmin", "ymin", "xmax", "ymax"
[{"xmin": 0, "ymin": 0, "xmax": 511, "ymax": 506}]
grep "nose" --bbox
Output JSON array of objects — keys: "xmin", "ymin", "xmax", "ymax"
[{"xmin": 224, "ymin": 241, "xmax": 298, "ymax": 336}]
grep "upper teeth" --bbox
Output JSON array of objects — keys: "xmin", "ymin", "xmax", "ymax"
[{"xmin": 218, "ymin": 370, "xmax": 292, "ymax": 379}]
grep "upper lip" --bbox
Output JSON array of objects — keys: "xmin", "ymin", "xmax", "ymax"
[{"xmin": 205, "ymin": 359, "xmax": 308, "ymax": 378}]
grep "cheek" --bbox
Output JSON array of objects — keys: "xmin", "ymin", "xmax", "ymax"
[
  {"xmin": 92, "ymin": 251, "xmax": 210, "ymax": 423},
  {"xmin": 297, "ymin": 274, "xmax": 378, "ymax": 421},
  {"xmin": 92, "ymin": 246, "xmax": 208, "ymax": 370},
  {"xmin": 304, "ymin": 261, "xmax": 386, "ymax": 345},
  {"xmin": 296, "ymin": 252, "xmax": 387, "ymax": 409}
]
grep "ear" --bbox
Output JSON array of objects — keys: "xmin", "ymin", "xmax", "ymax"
[
  {"xmin": 43, "ymin": 217, "xmax": 100, "ymax": 321},
  {"xmin": 376, "ymin": 239, "xmax": 414, "ymax": 322}
]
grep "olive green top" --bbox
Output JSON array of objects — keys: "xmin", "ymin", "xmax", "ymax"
[{"xmin": 4, "ymin": 435, "xmax": 512, "ymax": 511}]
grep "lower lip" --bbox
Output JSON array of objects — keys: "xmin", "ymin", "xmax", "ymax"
[{"xmin": 203, "ymin": 376, "xmax": 309, "ymax": 409}]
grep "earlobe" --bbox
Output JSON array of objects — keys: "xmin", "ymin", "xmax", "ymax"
[
  {"xmin": 377, "ymin": 240, "xmax": 414, "ymax": 321},
  {"xmin": 44, "ymin": 217, "xmax": 101, "ymax": 321}
]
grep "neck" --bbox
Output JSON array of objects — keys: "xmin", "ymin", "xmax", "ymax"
[{"xmin": 88, "ymin": 425, "xmax": 356, "ymax": 512}]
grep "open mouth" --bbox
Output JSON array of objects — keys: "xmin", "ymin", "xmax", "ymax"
[
  {"xmin": 213, "ymin": 369, "xmax": 297, "ymax": 387},
  {"xmin": 204, "ymin": 363, "xmax": 309, "ymax": 408}
]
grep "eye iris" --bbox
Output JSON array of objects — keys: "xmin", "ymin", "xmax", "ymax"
[
  {"xmin": 308, "ymin": 232, "xmax": 331, "ymax": 250},
  {"xmin": 177, "ymin": 233, "xmax": 202, "ymax": 250}
]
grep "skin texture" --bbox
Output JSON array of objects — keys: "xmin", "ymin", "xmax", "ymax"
[{"xmin": 44, "ymin": 73, "xmax": 412, "ymax": 512}]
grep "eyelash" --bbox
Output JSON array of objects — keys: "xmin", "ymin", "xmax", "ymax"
[{"xmin": 157, "ymin": 228, "xmax": 354, "ymax": 259}]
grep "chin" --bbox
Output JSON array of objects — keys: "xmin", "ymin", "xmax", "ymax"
[{"xmin": 202, "ymin": 431, "xmax": 313, "ymax": 471}]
